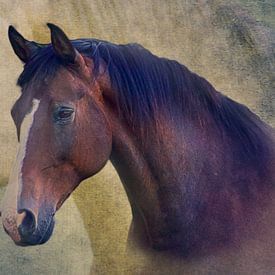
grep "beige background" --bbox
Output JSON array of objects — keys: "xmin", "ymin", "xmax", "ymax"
[{"xmin": 0, "ymin": 1, "xmax": 274, "ymax": 274}]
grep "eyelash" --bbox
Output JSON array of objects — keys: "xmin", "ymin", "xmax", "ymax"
[{"xmin": 53, "ymin": 106, "xmax": 75, "ymax": 125}]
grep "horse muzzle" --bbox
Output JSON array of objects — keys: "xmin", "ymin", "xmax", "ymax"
[{"xmin": 1, "ymin": 207, "xmax": 55, "ymax": 246}]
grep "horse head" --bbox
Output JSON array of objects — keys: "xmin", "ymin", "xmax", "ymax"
[{"xmin": 1, "ymin": 24, "xmax": 112, "ymax": 245}]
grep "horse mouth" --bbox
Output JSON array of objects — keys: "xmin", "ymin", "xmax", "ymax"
[{"xmin": 16, "ymin": 217, "xmax": 55, "ymax": 246}]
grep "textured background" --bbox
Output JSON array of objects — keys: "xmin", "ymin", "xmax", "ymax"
[{"xmin": 0, "ymin": 1, "xmax": 274, "ymax": 274}]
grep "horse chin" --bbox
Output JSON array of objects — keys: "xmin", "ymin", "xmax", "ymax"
[
  {"xmin": 37, "ymin": 217, "xmax": 55, "ymax": 245},
  {"xmin": 15, "ymin": 217, "xmax": 55, "ymax": 246}
]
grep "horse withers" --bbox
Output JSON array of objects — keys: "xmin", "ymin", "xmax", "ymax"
[{"xmin": 1, "ymin": 23, "xmax": 274, "ymax": 261}]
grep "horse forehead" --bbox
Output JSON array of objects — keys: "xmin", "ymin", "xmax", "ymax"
[
  {"xmin": 12, "ymin": 96, "xmax": 41, "ymax": 140},
  {"xmin": 49, "ymin": 69, "xmax": 86, "ymax": 98},
  {"xmin": 13, "ymin": 69, "xmax": 85, "ymax": 127},
  {"xmin": 20, "ymin": 98, "xmax": 41, "ymax": 131}
]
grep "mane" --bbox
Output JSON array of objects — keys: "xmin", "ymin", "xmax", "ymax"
[{"xmin": 17, "ymin": 38, "xmax": 271, "ymax": 163}]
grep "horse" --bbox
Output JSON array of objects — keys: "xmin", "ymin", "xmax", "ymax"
[{"xmin": 1, "ymin": 23, "xmax": 274, "ymax": 271}]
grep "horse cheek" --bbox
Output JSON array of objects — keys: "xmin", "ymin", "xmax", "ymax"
[{"xmin": 73, "ymin": 107, "xmax": 112, "ymax": 179}]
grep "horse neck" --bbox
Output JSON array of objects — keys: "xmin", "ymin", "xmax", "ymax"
[
  {"xmin": 107, "ymin": 110, "xmax": 161, "ymax": 234},
  {"xmin": 103, "ymin": 89, "xmax": 275, "ymax": 253}
]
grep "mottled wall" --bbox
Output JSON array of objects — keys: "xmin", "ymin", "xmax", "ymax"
[{"xmin": 0, "ymin": 1, "xmax": 274, "ymax": 274}]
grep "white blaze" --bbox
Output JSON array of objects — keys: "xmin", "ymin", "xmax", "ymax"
[{"xmin": 1, "ymin": 99, "xmax": 40, "ymax": 241}]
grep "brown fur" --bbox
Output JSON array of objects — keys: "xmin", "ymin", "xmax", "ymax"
[{"xmin": 2, "ymin": 25, "xmax": 275, "ymax": 272}]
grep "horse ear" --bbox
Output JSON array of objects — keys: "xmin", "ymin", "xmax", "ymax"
[
  {"xmin": 8, "ymin": 26, "xmax": 38, "ymax": 63},
  {"xmin": 47, "ymin": 23, "xmax": 77, "ymax": 64}
]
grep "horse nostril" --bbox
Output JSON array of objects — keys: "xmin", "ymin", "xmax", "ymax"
[{"xmin": 17, "ymin": 209, "xmax": 36, "ymax": 239}]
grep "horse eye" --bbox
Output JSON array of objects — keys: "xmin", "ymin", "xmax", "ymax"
[{"xmin": 53, "ymin": 106, "xmax": 74, "ymax": 124}]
